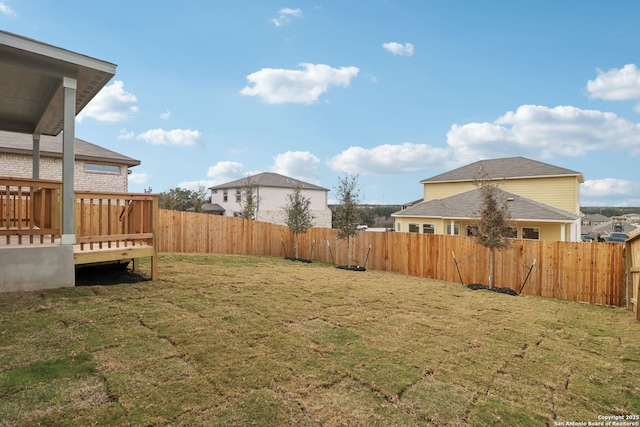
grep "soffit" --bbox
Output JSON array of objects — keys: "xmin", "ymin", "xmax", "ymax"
[{"xmin": 0, "ymin": 30, "xmax": 116, "ymax": 136}]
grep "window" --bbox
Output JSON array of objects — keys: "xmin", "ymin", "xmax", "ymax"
[
  {"xmin": 522, "ymin": 227, "xmax": 540, "ymax": 240},
  {"xmin": 235, "ymin": 189, "xmax": 241, "ymax": 203},
  {"xmin": 85, "ymin": 163, "xmax": 120, "ymax": 174},
  {"xmin": 422, "ymin": 223, "xmax": 435, "ymax": 234},
  {"xmin": 408, "ymin": 223, "xmax": 420, "ymax": 233},
  {"xmin": 446, "ymin": 224, "xmax": 460, "ymax": 236},
  {"xmin": 507, "ymin": 227, "xmax": 518, "ymax": 239},
  {"xmin": 396, "ymin": 222, "xmax": 401, "ymax": 232},
  {"xmin": 223, "ymin": 189, "xmax": 228, "ymax": 202}
]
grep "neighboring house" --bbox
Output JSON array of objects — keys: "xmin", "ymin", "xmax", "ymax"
[
  {"xmin": 392, "ymin": 157, "xmax": 584, "ymax": 242},
  {"xmin": 592, "ymin": 216, "xmax": 639, "ymax": 237},
  {"xmin": 581, "ymin": 213, "xmax": 610, "ymax": 235},
  {"xmin": 208, "ymin": 172, "xmax": 332, "ymax": 228},
  {"xmin": 0, "ymin": 131, "xmax": 139, "ymax": 192}
]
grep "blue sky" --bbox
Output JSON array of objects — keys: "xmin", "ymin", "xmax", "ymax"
[{"xmin": 2, "ymin": 1, "xmax": 640, "ymax": 206}]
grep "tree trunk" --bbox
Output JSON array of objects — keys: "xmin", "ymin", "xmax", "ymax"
[
  {"xmin": 347, "ymin": 236, "xmax": 352, "ymax": 267},
  {"xmin": 295, "ymin": 233, "xmax": 299, "ymax": 259},
  {"xmin": 489, "ymin": 247, "xmax": 495, "ymax": 289}
]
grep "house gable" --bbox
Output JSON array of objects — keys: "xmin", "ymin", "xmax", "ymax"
[
  {"xmin": 420, "ymin": 157, "xmax": 583, "ymax": 215},
  {"xmin": 421, "ymin": 157, "xmax": 583, "ymax": 184},
  {"xmin": 208, "ymin": 172, "xmax": 332, "ymax": 228},
  {"xmin": 394, "ymin": 188, "xmax": 578, "ymax": 222}
]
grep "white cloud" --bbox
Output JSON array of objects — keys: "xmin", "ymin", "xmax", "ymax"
[
  {"xmin": 382, "ymin": 42, "xmax": 414, "ymax": 56},
  {"xmin": 206, "ymin": 161, "xmax": 245, "ymax": 184},
  {"xmin": 177, "ymin": 180, "xmax": 217, "ymax": 191},
  {"xmin": 240, "ymin": 63, "xmax": 359, "ymax": 104},
  {"xmin": 446, "ymin": 105, "xmax": 640, "ymax": 163},
  {"xmin": 270, "ymin": 151, "xmax": 320, "ymax": 183},
  {"xmin": 581, "ymin": 178, "xmax": 636, "ymax": 197},
  {"xmin": 272, "ymin": 7, "xmax": 302, "ymax": 26},
  {"xmin": 136, "ymin": 129, "xmax": 202, "ymax": 147},
  {"xmin": 118, "ymin": 128, "xmax": 134, "ymax": 140},
  {"xmin": 327, "ymin": 143, "xmax": 452, "ymax": 175},
  {"xmin": 160, "ymin": 110, "xmax": 171, "ymax": 120},
  {"xmin": 76, "ymin": 80, "xmax": 138, "ymax": 123},
  {"xmin": 580, "ymin": 178, "xmax": 640, "ymax": 206},
  {"xmin": 128, "ymin": 172, "xmax": 150, "ymax": 185},
  {"xmin": 0, "ymin": 2, "xmax": 16, "ymax": 16},
  {"xmin": 586, "ymin": 64, "xmax": 640, "ymax": 101}
]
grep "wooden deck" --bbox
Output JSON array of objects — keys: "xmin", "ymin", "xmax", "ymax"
[{"xmin": 1, "ymin": 178, "xmax": 158, "ymax": 280}]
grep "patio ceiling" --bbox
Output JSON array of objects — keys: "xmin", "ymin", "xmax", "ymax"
[{"xmin": 0, "ymin": 30, "xmax": 116, "ymax": 136}]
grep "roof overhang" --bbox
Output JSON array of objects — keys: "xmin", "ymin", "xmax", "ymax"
[
  {"xmin": 0, "ymin": 30, "xmax": 116, "ymax": 136},
  {"xmin": 420, "ymin": 174, "xmax": 585, "ymax": 185}
]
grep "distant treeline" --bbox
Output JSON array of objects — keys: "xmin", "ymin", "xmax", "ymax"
[
  {"xmin": 581, "ymin": 207, "xmax": 640, "ymax": 217},
  {"xmin": 329, "ymin": 204, "xmax": 402, "ymax": 229}
]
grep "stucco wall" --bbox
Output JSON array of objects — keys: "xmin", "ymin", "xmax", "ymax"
[
  {"xmin": 210, "ymin": 185, "xmax": 332, "ymax": 228},
  {"xmin": 0, "ymin": 153, "xmax": 129, "ymax": 192},
  {"xmin": 257, "ymin": 208, "xmax": 333, "ymax": 228}
]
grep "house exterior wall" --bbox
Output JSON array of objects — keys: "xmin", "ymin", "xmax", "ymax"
[
  {"xmin": 210, "ymin": 185, "xmax": 332, "ymax": 228},
  {"xmin": 393, "ymin": 215, "xmax": 576, "ymax": 242},
  {"xmin": 0, "ymin": 153, "xmax": 129, "ymax": 192},
  {"xmin": 423, "ymin": 175, "xmax": 581, "ymax": 214}
]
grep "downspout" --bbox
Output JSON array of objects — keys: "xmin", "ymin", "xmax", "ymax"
[{"xmin": 32, "ymin": 134, "xmax": 40, "ymax": 179}]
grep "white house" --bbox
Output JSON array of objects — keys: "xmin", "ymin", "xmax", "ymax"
[{"xmin": 208, "ymin": 172, "xmax": 332, "ymax": 228}]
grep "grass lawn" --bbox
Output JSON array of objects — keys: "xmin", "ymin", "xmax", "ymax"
[{"xmin": 1, "ymin": 253, "xmax": 639, "ymax": 426}]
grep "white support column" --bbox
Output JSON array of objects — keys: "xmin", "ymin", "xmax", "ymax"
[
  {"xmin": 61, "ymin": 76, "xmax": 76, "ymax": 245},
  {"xmin": 560, "ymin": 223, "xmax": 566, "ymax": 242},
  {"xmin": 32, "ymin": 134, "xmax": 40, "ymax": 179}
]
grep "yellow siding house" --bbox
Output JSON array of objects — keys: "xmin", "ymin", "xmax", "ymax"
[{"xmin": 392, "ymin": 157, "xmax": 584, "ymax": 242}]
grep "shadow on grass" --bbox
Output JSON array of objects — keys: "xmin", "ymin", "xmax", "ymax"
[{"xmin": 75, "ymin": 263, "xmax": 150, "ymax": 286}]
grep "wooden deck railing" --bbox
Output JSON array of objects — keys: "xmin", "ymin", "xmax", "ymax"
[
  {"xmin": 74, "ymin": 191, "xmax": 159, "ymax": 279},
  {"xmin": 0, "ymin": 177, "xmax": 61, "ymax": 244},
  {"xmin": 1, "ymin": 178, "xmax": 158, "ymax": 279}
]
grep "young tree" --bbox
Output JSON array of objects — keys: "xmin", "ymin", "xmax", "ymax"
[
  {"xmin": 158, "ymin": 186, "xmax": 209, "ymax": 212},
  {"xmin": 333, "ymin": 173, "xmax": 362, "ymax": 267},
  {"xmin": 472, "ymin": 178, "xmax": 512, "ymax": 289},
  {"xmin": 239, "ymin": 177, "xmax": 259, "ymax": 220},
  {"xmin": 284, "ymin": 185, "xmax": 315, "ymax": 259}
]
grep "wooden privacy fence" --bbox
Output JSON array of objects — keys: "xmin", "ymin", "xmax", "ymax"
[
  {"xmin": 158, "ymin": 210, "xmax": 626, "ymax": 307},
  {"xmin": 624, "ymin": 228, "xmax": 640, "ymax": 319},
  {"xmin": 0, "ymin": 176, "xmax": 61, "ymax": 244}
]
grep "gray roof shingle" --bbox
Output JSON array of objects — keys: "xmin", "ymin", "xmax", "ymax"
[
  {"xmin": 392, "ymin": 187, "xmax": 578, "ymax": 222},
  {"xmin": 209, "ymin": 172, "xmax": 328, "ymax": 191},
  {"xmin": 0, "ymin": 130, "xmax": 140, "ymax": 167},
  {"xmin": 421, "ymin": 157, "xmax": 583, "ymax": 183}
]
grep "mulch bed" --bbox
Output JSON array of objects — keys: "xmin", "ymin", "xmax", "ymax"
[
  {"xmin": 285, "ymin": 257, "xmax": 313, "ymax": 263},
  {"xmin": 466, "ymin": 283, "xmax": 519, "ymax": 296},
  {"xmin": 336, "ymin": 265, "xmax": 367, "ymax": 272}
]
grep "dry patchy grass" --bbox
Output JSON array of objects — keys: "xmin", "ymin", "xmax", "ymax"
[{"xmin": 1, "ymin": 253, "xmax": 639, "ymax": 426}]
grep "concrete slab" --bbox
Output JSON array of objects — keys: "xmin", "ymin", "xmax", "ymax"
[{"xmin": 0, "ymin": 245, "xmax": 74, "ymax": 293}]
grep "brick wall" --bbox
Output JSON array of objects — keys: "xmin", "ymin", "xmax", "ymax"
[{"xmin": 0, "ymin": 153, "xmax": 129, "ymax": 192}]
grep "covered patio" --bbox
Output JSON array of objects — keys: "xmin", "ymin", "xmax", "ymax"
[{"xmin": 0, "ymin": 30, "xmax": 157, "ymax": 292}]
